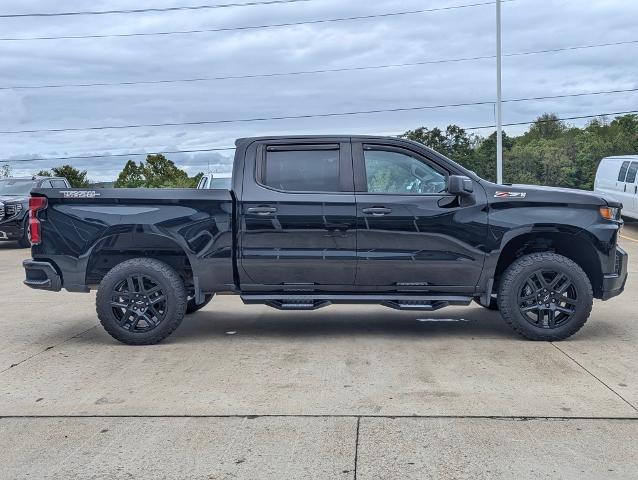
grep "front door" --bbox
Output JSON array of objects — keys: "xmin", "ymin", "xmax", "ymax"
[
  {"xmin": 353, "ymin": 141, "xmax": 488, "ymax": 293},
  {"xmin": 239, "ymin": 140, "xmax": 357, "ymax": 290}
]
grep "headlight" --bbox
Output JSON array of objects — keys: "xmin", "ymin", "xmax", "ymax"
[
  {"xmin": 5, "ymin": 203, "xmax": 23, "ymax": 216},
  {"xmin": 599, "ymin": 206, "xmax": 620, "ymax": 220}
]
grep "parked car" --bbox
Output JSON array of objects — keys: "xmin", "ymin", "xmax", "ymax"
[
  {"xmin": 196, "ymin": 172, "xmax": 232, "ymax": 190},
  {"xmin": 0, "ymin": 176, "xmax": 70, "ymax": 247},
  {"xmin": 594, "ymin": 155, "xmax": 638, "ymax": 219},
  {"xmin": 23, "ymin": 135, "xmax": 627, "ymax": 344}
]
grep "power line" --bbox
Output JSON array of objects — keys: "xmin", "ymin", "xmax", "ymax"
[
  {"xmin": 3, "ymin": 86, "xmax": 638, "ymax": 135},
  {"xmin": 0, "ymin": 55, "xmax": 496, "ymax": 90},
  {"xmin": 465, "ymin": 110, "xmax": 638, "ymax": 130},
  {"xmin": 0, "ymin": 0, "xmax": 313, "ymax": 19},
  {"xmin": 0, "ymin": 1, "xmax": 512, "ymax": 42},
  {"xmin": 0, "ymin": 101, "xmax": 498, "ymax": 134},
  {"xmin": 3, "ymin": 108, "xmax": 638, "ymax": 165},
  {"xmin": 2, "ymin": 147, "xmax": 237, "ymax": 164},
  {"xmin": 3, "ymin": 38, "xmax": 637, "ymax": 91}
]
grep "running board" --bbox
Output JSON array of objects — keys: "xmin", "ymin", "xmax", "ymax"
[{"xmin": 240, "ymin": 294, "xmax": 472, "ymax": 311}]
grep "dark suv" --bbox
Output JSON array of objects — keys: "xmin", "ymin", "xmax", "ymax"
[{"xmin": 0, "ymin": 176, "xmax": 70, "ymax": 247}]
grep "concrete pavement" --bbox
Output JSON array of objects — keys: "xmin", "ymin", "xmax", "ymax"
[{"xmin": 1, "ymin": 224, "xmax": 638, "ymax": 478}]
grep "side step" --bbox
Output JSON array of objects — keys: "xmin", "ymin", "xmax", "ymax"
[{"xmin": 241, "ymin": 294, "xmax": 472, "ymax": 311}]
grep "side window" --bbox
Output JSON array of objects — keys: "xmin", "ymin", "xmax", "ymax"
[
  {"xmin": 618, "ymin": 161, "xmax": 631, "ymax": 181},
  {"xmin": 626, "ymin": 162, "xmax": 638, "ymax": 184},
  {"xmin": 51, "ymin": 180, "xmax": 67, "ymax": 188},
  {"xmin": 262, "ymin": 147, "xmax": 340, "ymax": 192},
  {"xmin": 363, "ymin": 149, "xmax": 447, "ymax": 194},
  {"xmin": 40, "ymin": 180, "xmax": 53, "ymax": 188}
]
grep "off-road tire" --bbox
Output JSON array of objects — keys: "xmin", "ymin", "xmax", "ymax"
[
  {"xmin": 186, "ymin": 294, "xmax": 213, "ymax": 314},
  {"xmin": 96, "ymin": 258, "xmax": 187, "ymax": 345},
  {"xmin": 498, "ymin": 252, "xmax": 593, "ymax": 341}
]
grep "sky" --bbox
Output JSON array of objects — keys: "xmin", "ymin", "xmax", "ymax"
[{"xmin": 0, "ymin": 0, "xmax": 637, "ymax": 181}]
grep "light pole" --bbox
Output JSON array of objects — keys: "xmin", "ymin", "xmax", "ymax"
[{"xmin": 496, "ymin": 0, "xmax": 503, "ymax": 184}]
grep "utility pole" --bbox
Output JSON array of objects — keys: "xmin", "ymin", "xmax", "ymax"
[{"xmin": 496, "ymin": 0, "xmax": 503, "ymax": 184}]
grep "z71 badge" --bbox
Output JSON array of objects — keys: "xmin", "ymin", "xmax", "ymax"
[
  {"xmin": 60, "ymin": 190, "xmax": 101, "ymax": 198},
  {"xmin": 494, "ymin": 191, "xmax": 526, "ymax": 198}
]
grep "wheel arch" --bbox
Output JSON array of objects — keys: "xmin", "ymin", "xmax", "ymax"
[
  {"xmin": 493, "ymin": 230, "xmax": 603, "ymax": 297},
  {"xmin": 85, "ymin": 230, "xmax": 195, "ymax": 290}
]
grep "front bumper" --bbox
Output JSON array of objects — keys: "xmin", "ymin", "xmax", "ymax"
[
  {"xmin": 23, "ymin": 259, "xmax": 62, "ymax": 291},
  {"xmin": 0, "ymin": 218, "xmax": 25, "ymax": 240},
  {"xmin": 601, "ymin": 246, "xmax": 628, "ymax": 300}
]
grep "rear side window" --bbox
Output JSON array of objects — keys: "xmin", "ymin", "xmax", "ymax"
[
  {"xmin": 262, "ymin": 147, "xmax": 340, "ymax": 192},
  {"xmin": 618, "ymin": 161, "xmax": 631, "ymax": 181},
  {"xmin": 626, "ymin": 162, "xmax": 638, "ymax": 183},
  {"xmin": 51, "ymin": 180, "xmax": 67, "ymax": 188}
]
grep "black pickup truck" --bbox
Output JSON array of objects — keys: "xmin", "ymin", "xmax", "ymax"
[
  {"xmin": 1, "ymin": 176, "xmax": 71, "ymax": 247},
  {"xmin": 23, "ymin": 135, "xmax": 627, "ymax": 345}
]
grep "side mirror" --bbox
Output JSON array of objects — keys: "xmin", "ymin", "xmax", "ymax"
[{"xmin": 447, "ymin": 175, "xmax": 474, "ymax": 195}]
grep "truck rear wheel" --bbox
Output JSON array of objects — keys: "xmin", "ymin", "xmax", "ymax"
[
  {"xmin": 96, "ymin": 258, "xmax": 187, "ymax": 345},
  {"xmin": 498, "ymin": 252, "xmax": 593, "ymax": 341}
]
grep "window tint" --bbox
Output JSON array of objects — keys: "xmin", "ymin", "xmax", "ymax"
[
  {"xmin": 626, "ymin": 162, "xmax": 638, "ymax": 183},
  {"xmin": 263, "ymin": 148, "xmax": 340, "ymax": 192},
  {"xmin": 363, "ymin": 149, "xmax": 446, "ymax": 194},
  {"xmin": 39, "ymin": 180, "xmax": 53, "ymax": 188},
  {"xmin": 618, "ymin": 161, "xmax": 631, "ymax": 181},
  {"xmin": 51, "ymin": 180, "xmax": 67, "ymax": 188}
]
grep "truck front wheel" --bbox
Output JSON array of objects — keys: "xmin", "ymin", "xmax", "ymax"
[
  {"xmin": 96, "ymin": 258, "xmax": 187, "ymax": 345},
  {"xmin": 498, "ymin": 252, "xmax": 593, "ymax": 341}
]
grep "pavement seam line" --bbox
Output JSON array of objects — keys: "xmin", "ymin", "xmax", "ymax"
[
  {"xmin": 1, "ymin": 415, "xmax": 637, "ymax": 420},
  {"xmin": 353, "ymin": 417, "xmax": 361, "ymax": 480},
  {"xmin": 0, "ymin": 325, "xmax": 97, "ymax": 375},
  {"xmin": 551, "ymin": 342, "xmax": 638, "ymax": 413}
]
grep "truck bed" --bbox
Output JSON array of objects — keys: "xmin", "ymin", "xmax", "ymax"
[{"xmin": 29, "ymin": 188, "xmax": 236, "ymax": 293}]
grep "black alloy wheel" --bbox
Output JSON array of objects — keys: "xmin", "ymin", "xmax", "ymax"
[
  {"xmin": 110, "ymin": 274, "xmax": 167, "ymax": 332},
  {"xmin": 518, "ymin": 270, "xmax": 578, "ymax": 329},
  {"xmin": 498, "ymin": 252, "xmax": 593, "ymax": 341},
  {"xmin": 96, "ymin": 258, "xmax": 187, "ymax": 345}
]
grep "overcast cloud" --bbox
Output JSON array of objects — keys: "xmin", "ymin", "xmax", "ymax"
[{"xmin": 0, "ymin": 0, "xmax": 637, "ymax": 181}]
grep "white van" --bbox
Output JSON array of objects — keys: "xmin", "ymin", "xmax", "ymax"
[
  {"xmin": 196, "ymin": 172, "xmax": 232, "ymax": 190},
  {"xmin": 594, "ymin": 155, "xmax": 638, "ymax": 219}
]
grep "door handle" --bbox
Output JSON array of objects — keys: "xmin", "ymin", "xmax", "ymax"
[
  {"xmin": 247, "ymin": 206, "xmax": 277, "ymax": 215},
  {"xmin": 362, "ymin": 207, "xmax": 392, "ymax": 216}
]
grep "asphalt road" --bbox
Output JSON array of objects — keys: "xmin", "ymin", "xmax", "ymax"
[{"xmin": 1, "ymin": 223, "xmax": 638, "ymax": 479}]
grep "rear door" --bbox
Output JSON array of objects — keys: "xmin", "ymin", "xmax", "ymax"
[
  {"xmin": 353, "ymin": 141, "xmax": 488, "ymax": 293},
  {"xmin": 239, "ymin": 140, "xmax": 357, "ymax": 290}
]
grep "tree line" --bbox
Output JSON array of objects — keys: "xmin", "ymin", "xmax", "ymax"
[
  {"xmin": 403, "ymin": 113, "xmax": 638, "ymax": 189},
  {"xmin": 2, "ymin": 113, "xmax": 637, "ymax": 189}
]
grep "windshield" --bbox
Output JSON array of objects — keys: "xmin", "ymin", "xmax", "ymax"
[
  {"xmin": 0, "ymin": 179, "xmax": 37, "ymax": 196},
  {"xmin": 209, "ymin": 177, "xmax": 231, "ymax": 189}
]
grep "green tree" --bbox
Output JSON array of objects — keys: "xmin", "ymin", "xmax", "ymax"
[
  {"xmin": 114, "ymin": 160, "xmax": 145, "ymax": 188},
  {"xmin": 401, "ymin": 112, "xmax": 638, "ymax": 189},
  {"xmin": 35, "ymin": 165, "xmax": 89, "ymax": 187},
  {"xmin": 0, "ymin": 164, "xmax": 11, "ymax": 178},
  {"xmin": 114, "ymin": 155, "xmax": 200, "ymax": 188}
]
